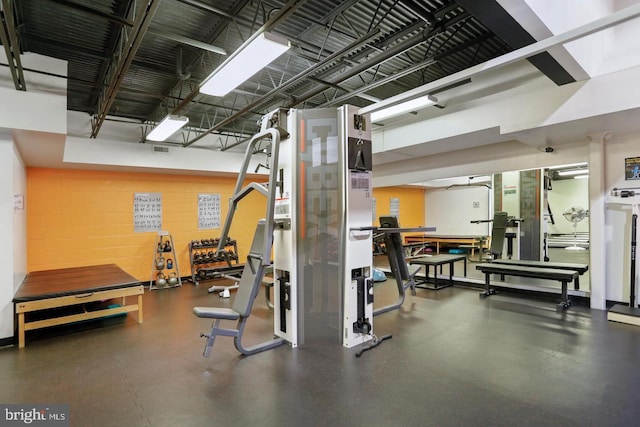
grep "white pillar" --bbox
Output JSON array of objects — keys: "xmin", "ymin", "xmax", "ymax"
[{"xmin": 587, "ymin": 131, "xmax": 612, "ymax": 310}]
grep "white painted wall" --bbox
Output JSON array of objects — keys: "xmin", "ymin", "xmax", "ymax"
[
  {"xmin": 604, "ymin": 132, "xmax": 640, "ymax": 304},
  {"xmin": 0, "ymin": 52, "xmax": 67, "ymax": 135},
  {"xmin": 64, "ymin": 137, "xmax": 256, "ymax": 176},
  {"xmin": 0, "ymin": 137, "xmax": 24, "ymax": 341},
  {"xmin": 424, "ymin": 186, "xmax": 492, "ymax": 235},
  {"xmin": 373, "ymin": 62, "xmax": 640, "ymax": 169},
  {"xmin": 13, "ymin": 143, "xmax": 27, "ymax": 296},
  {"xmin": 547, "ymin": 178, "xmax": 590, "ymax": 234},
  {"xmin": 501, "ymin": 171, "xmax": 521, "ymax": 218}
]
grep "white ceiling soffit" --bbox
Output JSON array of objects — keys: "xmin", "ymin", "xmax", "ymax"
[
  {"xmin": 359, "ymin": 2, "xmax": 640, "ymax": 117},
  {"xmin": 499, "ymin": 0, "xmax": 640, "ymax": 79}
]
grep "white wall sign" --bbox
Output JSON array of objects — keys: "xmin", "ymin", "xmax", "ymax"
[
  {"xmin": 198, "ymin": 193, "xmax": 221, "ymax": 229},
  {"xmin": 134, "ymin": 192, "xmax": 162, "ymax": 232}
]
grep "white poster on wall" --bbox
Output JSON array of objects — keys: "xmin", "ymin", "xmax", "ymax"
[
  {"xmin": 198, "ymin": 193, "xmax": 221, "ymax": 229},
  {"xmin": 390, "ymin": 197, "xmax": 400, "ymax": 217},
  {"xmin": 134, "ymin": 192, "xmax": 162, "ymax": 232}
]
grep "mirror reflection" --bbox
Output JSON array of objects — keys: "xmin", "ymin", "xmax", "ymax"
[{"xmin": 404, "ymin": 163, "xmax": 590, "ymax": 292}]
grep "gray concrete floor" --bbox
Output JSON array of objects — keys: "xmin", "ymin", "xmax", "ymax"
[{"xmin": 1, "ymin": 270, "xmax": 638, "ymax": 427}]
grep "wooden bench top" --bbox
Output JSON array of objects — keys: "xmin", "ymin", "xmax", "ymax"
[{"xmin": 14, "ymin": 264, "xmax": 141, "ymax": 302}]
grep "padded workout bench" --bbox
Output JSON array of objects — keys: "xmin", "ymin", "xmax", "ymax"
[
  {"xmin": 13, "ymin": 264, "xmax": 144, "ymax": 348},
  {"xmin": 491, "ymin": 259, "xmax": 588, "ymax": 290},
  {"xmin": 410, "ymin": 254, "xmax": 467, "ymax": 290},
  {"xmin": 476, "ymin": 263, "xmax": 579, "ymax": 312}
]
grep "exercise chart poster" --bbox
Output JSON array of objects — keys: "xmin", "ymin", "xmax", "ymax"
[
  {"xmin": 133, "ymin": 192, "xmax": 162, "ymax": 232},
  {"xmin": 625, "ymin": 156, "xmax": 640, "ymax": 180},
  {"xmin": 198, "ymin": 193, "xmax": 221, "ymax": 229}
]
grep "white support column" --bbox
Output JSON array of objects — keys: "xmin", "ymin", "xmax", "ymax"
[{"xmin": 588, "ymin": 131, "xmax": 612, "ymax": 310}]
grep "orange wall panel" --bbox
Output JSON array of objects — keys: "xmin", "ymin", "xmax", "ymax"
[
  {"xmin": 372, "ymin": 186, "xmax": 425, "ymax": 227},
  {"xmin": 27, "ymin": 168, "xmax": 265, "ymax": 282}
]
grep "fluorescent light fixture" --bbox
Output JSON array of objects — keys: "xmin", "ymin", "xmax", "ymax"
[
  {"xmin": 147, "ymin": 115, "xmax": 189, "ymax": 141},
  {"xmin": 200, "ymin": 32, "xmax": 290, "ymax": 97},
  {"xmin": 574, "ymin": 175, "xmax": 589, "ymax": 179},
  {"xmin": 370, "ymin": 94, "xmax": 437, "ymax": 122},
  {"xmin": 558, "ymin": 169, "xmax": 589, "ymax": 176}
]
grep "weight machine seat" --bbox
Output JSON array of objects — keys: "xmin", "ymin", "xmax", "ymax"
[
  {"xmin": 193, "ymin": 307, "xmax": 240, "ymax": 321},
  {"xmin": 487, "ymin": 211, "xmax": 509, "ymax": 259},
  {"xmin": 193, "ymin": 219, "xmax": 284, "ymax": 356}
]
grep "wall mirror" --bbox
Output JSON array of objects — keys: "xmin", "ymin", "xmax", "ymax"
[{"xmin": 420, "ymin": 162, "xmax": 589, "ymax": 292}]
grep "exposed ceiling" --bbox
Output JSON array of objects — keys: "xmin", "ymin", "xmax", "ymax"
[{"xmin": 4, "ymin": 0, "xmax": 579, "ymax": 152}]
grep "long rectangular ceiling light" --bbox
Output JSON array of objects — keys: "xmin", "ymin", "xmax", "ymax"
[
  {"xmin": 199, "ymin": 32, "xmax": 290, "ymax": 97},
  {"xmin": 558, "ymin": 169, "xmax": 589, "ymax": 176},
  {"xmin": 147, "ymin": 115, "xmax": 189, "ymax": 141},
  {"xmin": 370, "ymin": 94, "xmax": 437, "ymax": 122}
]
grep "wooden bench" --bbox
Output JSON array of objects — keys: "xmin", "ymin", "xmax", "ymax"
[
  {"xmin": 491, "ymin": 259, "xmax": 588, "ymax": 290},
  {"xmin": 475, "ymin": 263, "xmax": 579, "ymax": 312},
  {"xmin": 13, "ymin": 264, "xmax": 144, "ymax": 348},
  {"xmin": 404, "ymin": 234, "xmax": 489, "ymax": 255}
]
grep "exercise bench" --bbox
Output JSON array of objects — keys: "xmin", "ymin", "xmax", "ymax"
[
  {"xmin": 475, "ymin": 263, "xmax": 579, "ymax": 312},
  {"xmin": 490, "ymin": 259, "xmax": 588, "ymax": 290},
  {"xmin": 193, "ymin": 220, "xmax": 284, "ymax": 356}
]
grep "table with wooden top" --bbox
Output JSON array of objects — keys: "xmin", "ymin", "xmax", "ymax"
[
  {"xmin": 404, "ymin": 234, "xmax": 489, "ymax": 256},
  {"xmin": 13, "ymin": 264, "xmax": 144, "ymax": 348}
]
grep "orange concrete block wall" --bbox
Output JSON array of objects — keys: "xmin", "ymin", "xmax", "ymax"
[
  {"xmin": 26, "ymin": 168, "xmax": 425, "ymax": 283},
  {"xmin": 372, "ymin": 186, "xmax": 425, "ymax": 227},
  {"xmin": 27, "ymin": 168, "xmax": 265, "ymax": 282}
]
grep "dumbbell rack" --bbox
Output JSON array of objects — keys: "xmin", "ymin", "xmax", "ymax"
[
  {"xmin": 150, "ymin": 231, "xmax": 182, "ymax": 290},
  {"xmin": 188, "ymin": 237, "xmax": 239, "ymax": 286}
]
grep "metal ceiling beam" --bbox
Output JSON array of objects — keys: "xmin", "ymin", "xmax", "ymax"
[
  {"xmin": 398, "ymin": 0, "xmax": 439, "ymax": 25},
  {"xmin": 288, "ymin": 12, "xmax": 470, "ymax": 107},
  {"xmin": 0, "ymin": 0, "xmax": 26, "ymax": 90},
  {"xmin": 183, "ymin": 2, "xmax": 463, "ymax": 148},
  {"xmin": 316, "ymin": 32, "xmax": 492, "ymax": 108},
  {"xmin": 168, "ymin": 0, "xmax": 307, "ymax": 117},
  {"xmin": 90, "ymin": 0, "xmax": 162, "ymax": 138},
  {"xmin": 50, "ymin": 0, "xmax": 134, "ymax": 26},
  {"xmin": 183, "ymin": 27, "xmax": 382, "ymax": 147}
]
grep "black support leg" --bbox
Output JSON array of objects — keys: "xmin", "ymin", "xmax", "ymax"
[
  {"xmin": 556, "ymin": 280, "xmax": 572, "ymax": 312},
  {"xmin": 480, "ymin": 273, "xmax": 495, "ymax": 298}
]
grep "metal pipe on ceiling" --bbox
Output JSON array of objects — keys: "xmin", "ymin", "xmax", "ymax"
[
  {"xmin": 90, "ymin": 0, "xmax": 162, "ymax": 138},
  {"xmin": 147, "ymin": 28, "xmax": 227, "ymax": 55}
]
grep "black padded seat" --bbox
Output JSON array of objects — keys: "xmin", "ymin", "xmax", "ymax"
[
  {"xmin": 491, "ymin": 259, "xmax": 588, "ymax": 289},
  {"xmin": 475, "ymin": 263, "xmax": 578, "ymax": 312},
  {"xmin": 192, "ymin": 307, "xmax": 239, "ymax": 320},
  {"xmin": 193, "ymin": 219, "xmax": 284, "ymax": 356}
]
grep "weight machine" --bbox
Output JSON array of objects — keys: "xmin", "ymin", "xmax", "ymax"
[
  {"xmin": 608, "ymin": 186, "xmax": 640, "ymax": 325},
  {"xmin": 195, "ymin": 105, "xmax": 387, "ymax": 354}
]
